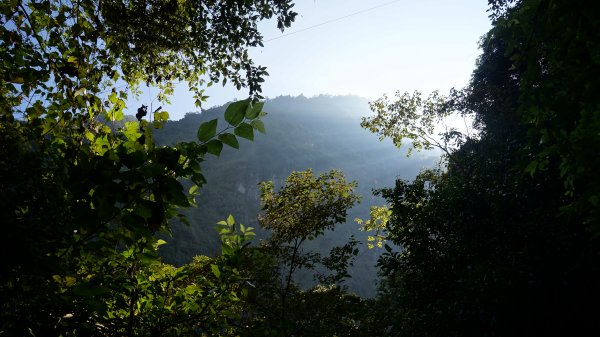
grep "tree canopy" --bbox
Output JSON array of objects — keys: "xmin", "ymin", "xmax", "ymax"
[
  {"xmin": 360, "ymin": 0, "xmax": 600, "ymax": 335},
  {"xmin": 0, "ymin": 0, "xmax": 297, "ymax": 335},
  {"xmin": 235, "ymin": 169, "xmax": 364, "ymax": 336}
]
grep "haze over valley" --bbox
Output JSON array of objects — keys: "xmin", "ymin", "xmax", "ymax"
[{"xmin": 155, "ymin": 95, "xmax": 438, "ymax": 296}]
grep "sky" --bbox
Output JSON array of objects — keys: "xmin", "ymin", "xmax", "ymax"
[{"xmin": 133, "ymin": 0, "xmax": 492, "ymax": 121}]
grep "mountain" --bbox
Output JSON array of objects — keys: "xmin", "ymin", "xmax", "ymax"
[{"xmin": 154, "ymin": 95, "xmax": 438, "ymax": 297}]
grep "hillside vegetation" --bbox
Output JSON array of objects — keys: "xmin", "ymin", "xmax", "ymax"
[{"xmin": 154, "ymin": 95, "xmax": 436, "ymax": 296}]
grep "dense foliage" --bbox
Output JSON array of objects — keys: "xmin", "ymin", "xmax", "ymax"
[
  {"xmin": 0, "ymin": 0, "xmax": 296, "ymax": 335},
  {"xmin": 362, "ymin": 0, "xmax": 600, "ymax": 336},
  {"xmin": 239, "ymin": 169, "xmax": 366, "ymax": 336},
  {"xmin": 153, "ymin": 95, "xmax": 433, "ymax": 298}
]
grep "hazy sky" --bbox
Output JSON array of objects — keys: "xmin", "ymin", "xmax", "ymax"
[{"xmin": 133, "ymin": 0, "xmax": 492, "ymax": 120}]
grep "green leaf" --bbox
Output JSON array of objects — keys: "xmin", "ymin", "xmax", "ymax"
[
  {"xmin": 189, "ymin": 185, "xmax": 199, "ymax": 195},
  {"xmin": 250, "ymin": 119, "xmax": 266, "ymax": 134},
  {"xmin": 206, "ymin": 139, "xmax": 223, "ymax": 156},
  {"xmin": 108, "ymin": 91, "xmax": 118, "ymax": 104},
  {"xmin": 74, "ymin": 88, "xmax": 86, "ymax": 97},
  {"xmin": 197, "ymin": 118, "xmax": 218, "ymax": 142},
  {"xmin": 108, "ymin": 106, "xmax": 124, "ymax": 121},
  {"xmin": 245, "ymin": 101, "xmax": 264, "ymax": 119},
  {"xmin": 221, "ymin": 243, "xmax": 234, "ymax": 256},
  {"xmin": 154, "ymin": 110, "xmax": 169, "ymax": 123},
  {"xmin": 227, "ymin": 214, "xmax": 235, "ymax": 226},
  {"xmin": 525, "ymin": 160, "xmax": 538, "ymax": 177},
  {"xmin": 122, "ymin": 121, "xmax": 141, "ymax": 141},
  {"xmin": 224, "ymin": 99, "xmax": 249, "ymax": 126},
  {"xmin": 218, "ymin": 133, "xmax": 239, "ymax": 149},
  {"xmin": 211, "ymin": 264, "xmax": 221, "ymax": 278},
  {"xmin": 164, "ymin": 178, "xmax": 189, "ymax": 207},
  {"xmin": 185, "ymin": 284, "xmax": 199, "ymax": 295},
  {"xmin": 234, "ymin": 123, "xmax": 254, "ymax": 141}
]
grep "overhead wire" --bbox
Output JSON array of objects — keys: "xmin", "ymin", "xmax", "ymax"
[
  {"xmin": 143, "ymin": 1, "xmax": 404, "ymax": 106},
  {"xmin": 264, "ymin": 0, "xmax": 404, "ymax": 42}
]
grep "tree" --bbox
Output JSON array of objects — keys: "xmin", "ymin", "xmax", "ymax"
[
  {"xmin": 490, "ymin": 0, "xmax": 600, "ymax": 235},
  {"xmin": 0, "ymin": 0, "xmax": 297, "ymax": 335},
  {"xmin": 361, "ymin": 1, "xmax": 600, "ymax": 336},
  {"xmin": 241, "ymin": 169, "xmax": 362, "ymax": 336},
  {"xmin": 361, "ymin": 90, "xmax": 472, "ymax": 158}
]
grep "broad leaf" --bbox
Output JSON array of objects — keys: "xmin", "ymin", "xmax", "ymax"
[
  {"xmin": 218, "ymin": 133, "xmax": 239, "ymax": 149},
  {"xmin": 206, "ymin": 139, "xmax": 223, "ymax": 156},
  {"xmin": 245, "ymin": 101, "xmax": 264, "ymax": 119},
  {"xmin": 234, "ymin": 123, "xmax": 254, "ymax": 141},
  {"xmin": 211, "ymin": 264, "xmax": 221, "ymax": 278},
  {"xmin": 224, "ymin": 99, "xmax": 249, "ymax": 126},
  {"xmin": 197, "ymin": 118, "xmax": 218, "ymax": 142},
  {"xmin": 251, "ymin": 119, "xmax": 266, "ymax": 134}
]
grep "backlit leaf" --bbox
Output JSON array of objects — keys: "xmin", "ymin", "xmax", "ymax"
[
  {"xmin": 245, "ymin": 101, "xmax": 264, "ymax": 119},
  {"xmin": 197, "ymin": 118, "xmax": 218, "ymax": 142},
  {"xmin": 234, "ymin": 123, "xmax": 254, "ymax": 141},
  {"xmin": 206, "ymin": 139, "xmax": 223, "ymax": 156},
  {"xmin": 224, "ymin": 99, "xmax": 249, "ymax": 126},
  {"xmin": 218, "ymin": 133, "xmax": 239, "ymax": 149},
  {"xmin": 250, "ymin": 119, "xmax": 266, "ymax": 134}
]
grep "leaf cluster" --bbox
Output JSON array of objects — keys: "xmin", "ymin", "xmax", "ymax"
[
  {"xmin": 361, "ymin": 90, "xmax": 472, "ymax": 158},
  {"xmin": 237, "ymin": 170, "xmax": 364, "ymax": 336},
  {"xmin": 259, "ymin": 169, "xmax": 361, "ymax": 244}
]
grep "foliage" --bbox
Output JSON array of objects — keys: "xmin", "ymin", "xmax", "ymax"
[
  {"xmin": 50, "ymin": 217, "xmax": 254, "ymax": 336},
  {"xmin": 361, "ymin": 90, "xmax": 473, "ymax": 157},
  {"xmin": 153, "ymin": 95, "xmax": 434, "ymax": 297},
  {"xmin": 239, "ymin": 169, "xmax": 362, "ymax": 336},
  {"xmin": 0, "ymin": 0, "xmax": 296, "ymax": 335},
  {"xmin": 1, "ymin": 91, "xmax": 269, "ymax": 336},
  {"xmin": 355, "ymin": 205, "xmax": 391, "ymax": 249},
  {"xmin": 0, "ymin": 0, "xmax": 297, "ymax": 111},
  {"xmin": 259, "ymin": 169, "xmax": 361, "ymax": 243},
  {"xmin": 494, "ymin": 0, "xmax": 600, "ymax": 235},
  {"xmin": 266, "ymin": 284, "xmax": 377, "ymax": 337},
  {"xmin": 258, "ymin": 169, "xmax": 361, "ymax": 289},
  {"xmin": 362, "ymin": 0, "xmax": 600, "ymax": 336}
]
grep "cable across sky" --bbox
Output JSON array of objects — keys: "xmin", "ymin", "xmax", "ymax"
[{"xmin": 264, "ymin": 0, "xmax": 404, "ymax": 42}]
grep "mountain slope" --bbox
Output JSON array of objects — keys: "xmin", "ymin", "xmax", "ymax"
[{"xmin": 154, "ymin": 95, "xmax": 438, "ymax": 296}]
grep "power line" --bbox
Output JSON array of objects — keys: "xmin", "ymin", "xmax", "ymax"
[{"xmin": 264, "ymin": 0, "xmax": 403, "ymax": 42}]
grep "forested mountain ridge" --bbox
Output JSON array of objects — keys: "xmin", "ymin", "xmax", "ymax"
[{"xmin": 153, "ymin": 95, "xmax": 437, "ymax": 296}]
